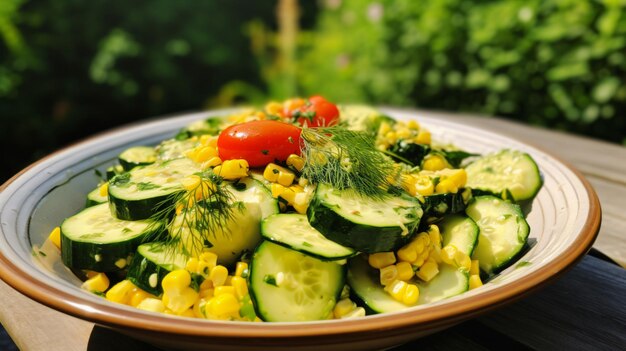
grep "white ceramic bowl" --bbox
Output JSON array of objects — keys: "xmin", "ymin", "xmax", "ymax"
[{"xmin": 0, "ymin": 109, "xmax": 600, "ymax": 350}]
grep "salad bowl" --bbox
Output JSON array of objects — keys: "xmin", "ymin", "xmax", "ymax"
[{"xmin": 0, "ymin": 108, "xmax": 600, "ymax": 350}]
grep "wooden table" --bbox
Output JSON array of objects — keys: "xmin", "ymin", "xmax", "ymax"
[{"xmin": 1, "ymin": 112, "xmax": 625, "ymax": 350}]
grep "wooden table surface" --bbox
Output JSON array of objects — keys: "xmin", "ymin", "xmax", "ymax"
[{"xmin": 1, "ymin": 111, "xmax": 625, "ymax": 350}]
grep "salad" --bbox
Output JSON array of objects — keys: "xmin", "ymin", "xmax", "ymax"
[{"xmin": 47, "ymin": 96, "xmax": 542, "ymax": 322}]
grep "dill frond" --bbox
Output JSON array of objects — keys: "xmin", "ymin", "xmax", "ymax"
[
  {"xmin": 145, "ymin": 172, "xmax": 238, "ymax": 258},
  {"xmin": 300, "ymin": 127, "xmax": 398, "ymax": 198}
]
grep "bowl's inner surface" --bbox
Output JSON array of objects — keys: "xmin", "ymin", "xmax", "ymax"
[{"xmin": 0, "ymin": 109, "xmax": 594, "ymax": 331}]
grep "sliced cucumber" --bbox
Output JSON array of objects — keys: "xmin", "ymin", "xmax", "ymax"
[
  {"xmin": 466, "ymin": 196, "xmax": 530, "ymax": 275},
  {"xmin": 347, "ymin": 257, "xmax": 407, "ymax": 314},
  {"xmin": 339, "ymin": 105, "xmax": 395, "ymax": 134},
  {"xmin": 347, "ymin": 258, "xmax": 469, "ymax": 313},
  {"xmin": 249, "ymin": 241, "xmax": 345, "ymax": 322},
  {"xmin": 108, "ymin": 158, "xmax": 201, "ymax": 220},
  {"xmin": 228, "ymin": 177, "xmax": 279, "ymax": 220},
  {"xmin": 155, "ymin": 138, "xmax": 198, "ymax": 161},
  {"xmin": 126, "ymin": 242, "xmax": 189, "ymax": 296},
  {"xmin": 60, "ymin": 203, "xmax": 163, "ymax": 272},
  {"xmin": 118, "ymin": 146, "xmax": 158, "ymax": 171},
  {"xmin": 106, "ymin": 165, "xmax": 125, "ymax": 180},
  {"xmin": 262, "ymin": 214, "xmax": 356, "ymax": 261},
  {"xmin": 439, "ymin": 214, "xmax": 479, "ymax": 256},
  {"xmin": 465, "ymin": 149, "xmax": 542, "ymax": 201},
  {"xmin": 415, "ymin": 264, "xmax": 469, "ymax": 304},
  {"xmin": 182, "ymin": 117, "xmax": 224, "ymax": 136},
  {"xmin": 86, "ymin": 185, "xmax": 108, "ymax": 207},
  {"xmin": 307, "ymin": 183, "xmax": 422, "ymax": 253},
  {"xmin": 422, "ymin": 189, "xmax": 471, "ymax": 222}
]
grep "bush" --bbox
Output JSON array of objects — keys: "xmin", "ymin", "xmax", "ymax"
[{"xmin": 298, "ymin": 0, "xmax": 626, "ymax": 144}]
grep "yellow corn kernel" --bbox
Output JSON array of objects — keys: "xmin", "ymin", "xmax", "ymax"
[
  {"xmin": 196, "ymin": 146, "xmax": 219, "ymax": 163},
  {"xmin": 197, "ymin": 260, "xmax": 212, "ymax": 277},
  {"xmin": 202, "ymin": 157, "xmax": 222, "ymax": 169},
  {"xmin": 206, "ymin": 293, "xmax": 241, "ymax": 318},
  {"xmin": 415, "ymin": 129, "xmax": 431, "ymax": 144},
  {"xmin": 199, "ymin": 287, "xmax": 214, "ymax": 299},
  {"xmin": 439, "ymin": 168, "xmax": 467, "ymax": 189},
  {"xmin": 99, "ymin": 182, "xmax": 109, "ymax": 197},
  {"xmin": 428, "ymin": 225, "xmax": 441, "ymax": 247},
  {"xmin": 283, "ymin": 98, "xmax": 306, "ymax": 113},
  {"xmin": 81, "ymin": 272, "xmax": 109, "ymax": 293},
  {"xmin": 428, "ymin": 245, "xmax": 442, "ymax": 264},
  {"xmin": 379, "ymin": 265, "xmax": 398, "ymax": 286},
  {"xmin": 368, "ymin": 252, "xmax": 396, "ymax": 269},
  {"xmin": 422, "ymin": 154, "xmax": 449, "ymax": 171},
  {"xmin": 469, "ymin": 275, "xmax": 483, "ymax": 290},
  {"xmin": 263, "ymin": 163, "xmax": 281, "ymax": 182},
  {"xmin": 265, "ymin": 101, "xmax": 283, "ymax": 116},
  {"xmin": 178, "ymin": 308, "xmax": 195, "ymax": 318},
  {"xmin": 385, "ymin": 280, "xmax": 408, "ymax": 302},
  {"xmin": 162, "ymin": 269, "xmax": 191, "ymax": 291},
  {"xmin": 396, "ymin": 127, "xmax": 411, "ymax": 139},
  {"xmin": 129, "ymin": 289, "xmax": 156, "ymax": 307},
  {"xmin": 210, "ymin": 265, "xmax": 229, "ymax": 287},
  {"xmin": 48, "ymin": 227, "xmax": 61, "ymax": 249},
  {"xmin": 333, "ymin": 298, "xmax": 356, "ymax": 318},
  {"xmin": 470, "ymin": 260, "xmax": 481, "ymax": 276},
  {"xmin": 454, "ymin": 251, "xmax": 472, "ymax": 272},
  {"xmin": 106, "ymin": 280, "xmax": 136, "ymax": 304},
  {"xmin": 403, "ymin": 284, "xmax": 420, "ymax": 305},
  {"xmin": 271, "ymin": 183, "xmax": 286, "ymax": 198},
  {"xmin": 235, "ymin": 262, "xmax": 248, "ymax": 277},
  {"xmin": 85, "ymin": 270, "xmax": 100, "ymax": 279},
  {"xmin": 181, "ymin": 175, "xmax": 201, "ymax": 191},
  {"xmin": 292, "ymin": 193, "xmax": 310, "ymax": 214},
  {"xmin": 193, "ymin": 298, "xmax": 208, "ymax": 318},
  {"xmin": 161, "ymin": 270, "xmax": 198, "ymax": 314},
  {"xmin": 407, "ymin": 120, "xmax": 420, "ymax": 130},
  {"xmin": 286, "ymin": 154, "xmax": 305, "ymax": 172},
  {"xmin": 185, "ymin": 257, "xmax": 199, "ymax": 273},
  {"xmin": 213, "ymin": 159, "xmax": 249, "ymax": 180},
  {"xmin": 136, "ymin": 298, "xmax": 166, "ymax": 313},
  {"xmin": 214, "ymin": 285, "xmax": 235, "ymax": 297},
  {"xmin": 397, "ymin": 242, "xmax": 418, "ymax": 263},
  {"xmin": 230, "ymin": 276, "xmax": 248, "ymax": 300},
  {"xmin": 416, "ymin": 261, "xmax": 439, "ymax": 282},
  {"xmin": 413, "ymin": 175, "xmax": 435, "ymax": 196},
  {"xmin": 277, "ymin": 171, "xmax": 295, "ymax": 187},
  {"xmin": 435, "ymin": 179, "xmax": 458, "ymax": 194},
  {"xmin": 396, "ymin": 261, "xmax": 415, "ymax": 281},
  {"xmin": 441, "ymin": 245, "xmax": 458, "ymax": 265},
  {"xmin": 199, "ymin": 278, "xmax": 213, "ymax": 291},
  {"xmin": 199, "ymin": 251, "xmax": 218, "ymax": 266}
]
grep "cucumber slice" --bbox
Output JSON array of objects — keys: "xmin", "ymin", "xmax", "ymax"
[
  {"xmin": 126, "ymin": 242, "xmax": 189, "ymax": 296},
  {"xmin": 347, "ymin": 257, "xmax": 407, "ymax": 314},
  {"xmin": 465, "ymin": 150, "xmax": 542, "ymax": 201},
  {"xmin": 249, "ymin": 241, "xmax": 345, "ymax": 322},
  {"xmin": 118, "ymin": 146, "xmax": 158, "ymax": 171},
  {"xmin": 347, "ymin": 258, "xmax": 469, "ymax": 313},
  {"xmin": 60, "ymin": 203, "xmax": 163, "ymax": 272},
  {"xmin": 466, "ymin": 196, "xmax": 530, "ymax": 275},
  {"xmin": 339, "ymin": 105, "xmax": 395, "ymax": 134},
  {"xmin": 86, "ymin": 186, "xmax": 107, "ymax": 207},
  {"xmin": 307, "ymin": 183, "xmax": 422, "ymax": 253},
  {"xmin": 439, "ymin": 214, "xmax": 479, "ymax": 256},
  {"xmin": 228, "ymin": 177, "xmax": 279, "ymax": 220},
  {"xmin": 415, "ymin": 264, "xmax": 469, "ymax": 304},
  {"xmin": 106, "ymin": 165, "xmax": 125, "ymax": 180},
  {"xmin": 108, "ymin": 158, "xmax": 201, "ymax": 220},
  {"xmin": 261, "ymin": 214, "xmax": 356, "ymax": 261},
  {"xmin": 422, "ymin": 189, "xmax": 471, "ymax": 222},
  {"xmin": 155, "ymin": 138, "xmax": 198, "ymax": 161}
]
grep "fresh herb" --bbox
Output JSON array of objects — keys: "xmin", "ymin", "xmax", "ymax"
[
  {"xmin": 263, "ymin": 274, "xmax": 278, "ymax": 286},
  {"xmin": 261, "ymin": 149, "xmax": 269, "ymax": 155},
  {"xmin": 300, "ymin": 127, "xmax": 398, "ymax": 198},
  {"xmin": 436, "ymin": 150, "xmax": 479, "ymax": 168},
  {"xmin": 137, "ymin": 182, "xmax": 160, "ymax": 191}
]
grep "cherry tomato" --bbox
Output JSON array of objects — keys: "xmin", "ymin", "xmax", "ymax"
[
  {"xmin": 217, "ymin": 120, "xmax": 302, "ymax": 167},
  {"xmin": 291, "ymin": 95, "xmax": 340, "ymax": 128}
]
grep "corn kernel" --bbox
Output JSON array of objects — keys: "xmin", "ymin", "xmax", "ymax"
[
  {"xmin": 396, "ymin": 261, "xmax": 415, "ymax": 281},
  {"xmin": 286, "ymin": 154, "xmax": 305, "ymax": 172},
  {"xmin": 214, "ymin": 285, "xmax": 236, "ymax": 297},
  {"xmin": 407, "ymin": 120, "xmax": 420, "ymax": 130},
  {"xmin": 129, "ymin": 289, "xmax": 156, "ymax": 307},
  {"xmin": 333, "ymin": 298, "xmax": 356, "ymax": 318},
  {"xmin": 231, "ymin": 276, "xmax": 248, "ymax": 300},
  {"xmin": 368, "ymin": 252, "xmax": 396, "ymax": 269},
  {"xmin": 385, "ymin": 280, "xmax": 408, "ymax": 302},
  {"xmin": 48, "ymin": 227, "xmax": 61, "ymax": 249},
  {"xmin": 81, "ymin": 272, "xmax": 109, "ymax": 293},
  {"xmin": 213, "ymin": 159, "xmax": 249, "ymax": 180},
  {"xmin": 397, "ymin": 242, "xmax": 418, "ymax": 263},
  {"xmin": 469, "ymin": 275, "xmax": 483, "ymax": 290},
  {"xmin": 416, "ymin": 261, "xmax": 439, "ymax": 282},
  {"xmin": 403, "ymin": 284, "xmax": 420, "ymax": 305},
  {"xmin": 136, "ymin": 298, "xmax": 166, "ymax": 313},
  {"xmin": 235, "ymin": 262, "xmax": 248, "ymax": 277},
  {"xmin": 265, "ymin": 101, "xmax": 284, "ymax": 116},
  {"xmin": 99, "ymin": 182, "xmax": 109, "ymax": 197},
  {"xmin": 263, "ymin": 163, "xmax": 281, "ymax": 182},
  {"xmin": 413, "ymin": 175, "xmax": 434, "ymax": 196},
  {"xmin": 210, "ymin": 265, "xmax": 229, "ymax": 287},
  {"xmin": 379, "ymin": 265, "xmax": 398, "ymax": 286},
  {"xmin": 185, "ymin": 257, "xmax": 199, "ymax": 273},
  {"xmin": 206, "ymin": 293, "xmax": 240, "ymax": 318},
  {"xmin": 428, "ymin": 225, "xmax": 441, "ymax": 247},
  {"xmin": 202, "ymin": 157, "xmax": 222, "ymax": 169},
  {"xmin": 441, "ymin": 245, "xmax": 457, "ymax": 265},
  {"xmin": 415, "ymin": 130, "xmax": 431, "ymax": 144},
  {"xmin": 181, "ymin": 175, "xmax": 201, "ymax": 191},
  {"xmin": 106, "ymin": 280, "xmax": 136, "ymax": 304},
  {"xmin": 199, "ymin": 251, "xmax": 218, "ymax": 268},
  {"xmin": 277, "ymin": 171, "xmax": 295, "ymax": 187},
  {"xmin": 470, "ymin": 260, "xmax": 481, "ymax": 276},
  {"xmin": 454, "ymin": 251, "xmax": 472, "ymax": 272}
]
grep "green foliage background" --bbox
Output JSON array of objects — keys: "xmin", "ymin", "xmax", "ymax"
[{"xmin": 1, "ymin": 0, "xmax": 625, "ymax": 183}]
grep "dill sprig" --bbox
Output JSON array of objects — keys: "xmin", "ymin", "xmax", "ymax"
[
  {"xmin": 146, "ymin": 172, "xmax": 239, "ymax": 257},
  {"xmin": 300, "ymin": 127, "xmax": 398, "ymax": 198}
]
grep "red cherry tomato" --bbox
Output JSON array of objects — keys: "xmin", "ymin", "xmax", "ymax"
[
  {"xmin": 292, "ymin": 96, "xmax": 340, "ymax": 128},
  {"xmin": 217, "ymin": 120, "xmax": 302, "ymax": 167}
]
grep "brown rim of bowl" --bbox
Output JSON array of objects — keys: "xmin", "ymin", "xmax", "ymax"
[{"xmin": 0, "ymin": 116, "xmax": 601, "ymax": 340}]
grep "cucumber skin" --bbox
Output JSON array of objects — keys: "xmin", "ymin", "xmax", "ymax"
[
  {"xmin": 127, "ymin": 252, "xmax": 170, "ymax": 296},
  {"xmin": 108, "ymin": 192, "xmax": 176, "ymax": 221},
  {"xmin": 422, "ymin": 191, "xmax": 470, "ymax": 220},
  {"xmin": 306, "ymin": 195, "xmax": 419, "ymax": 254},
  {"xmin": 60, "ymin": 223, "xmax": 163, "ymax": 272},
  {"xmin": 119, "ymin": 159, "xmax": 153, "ymax": 172}
]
